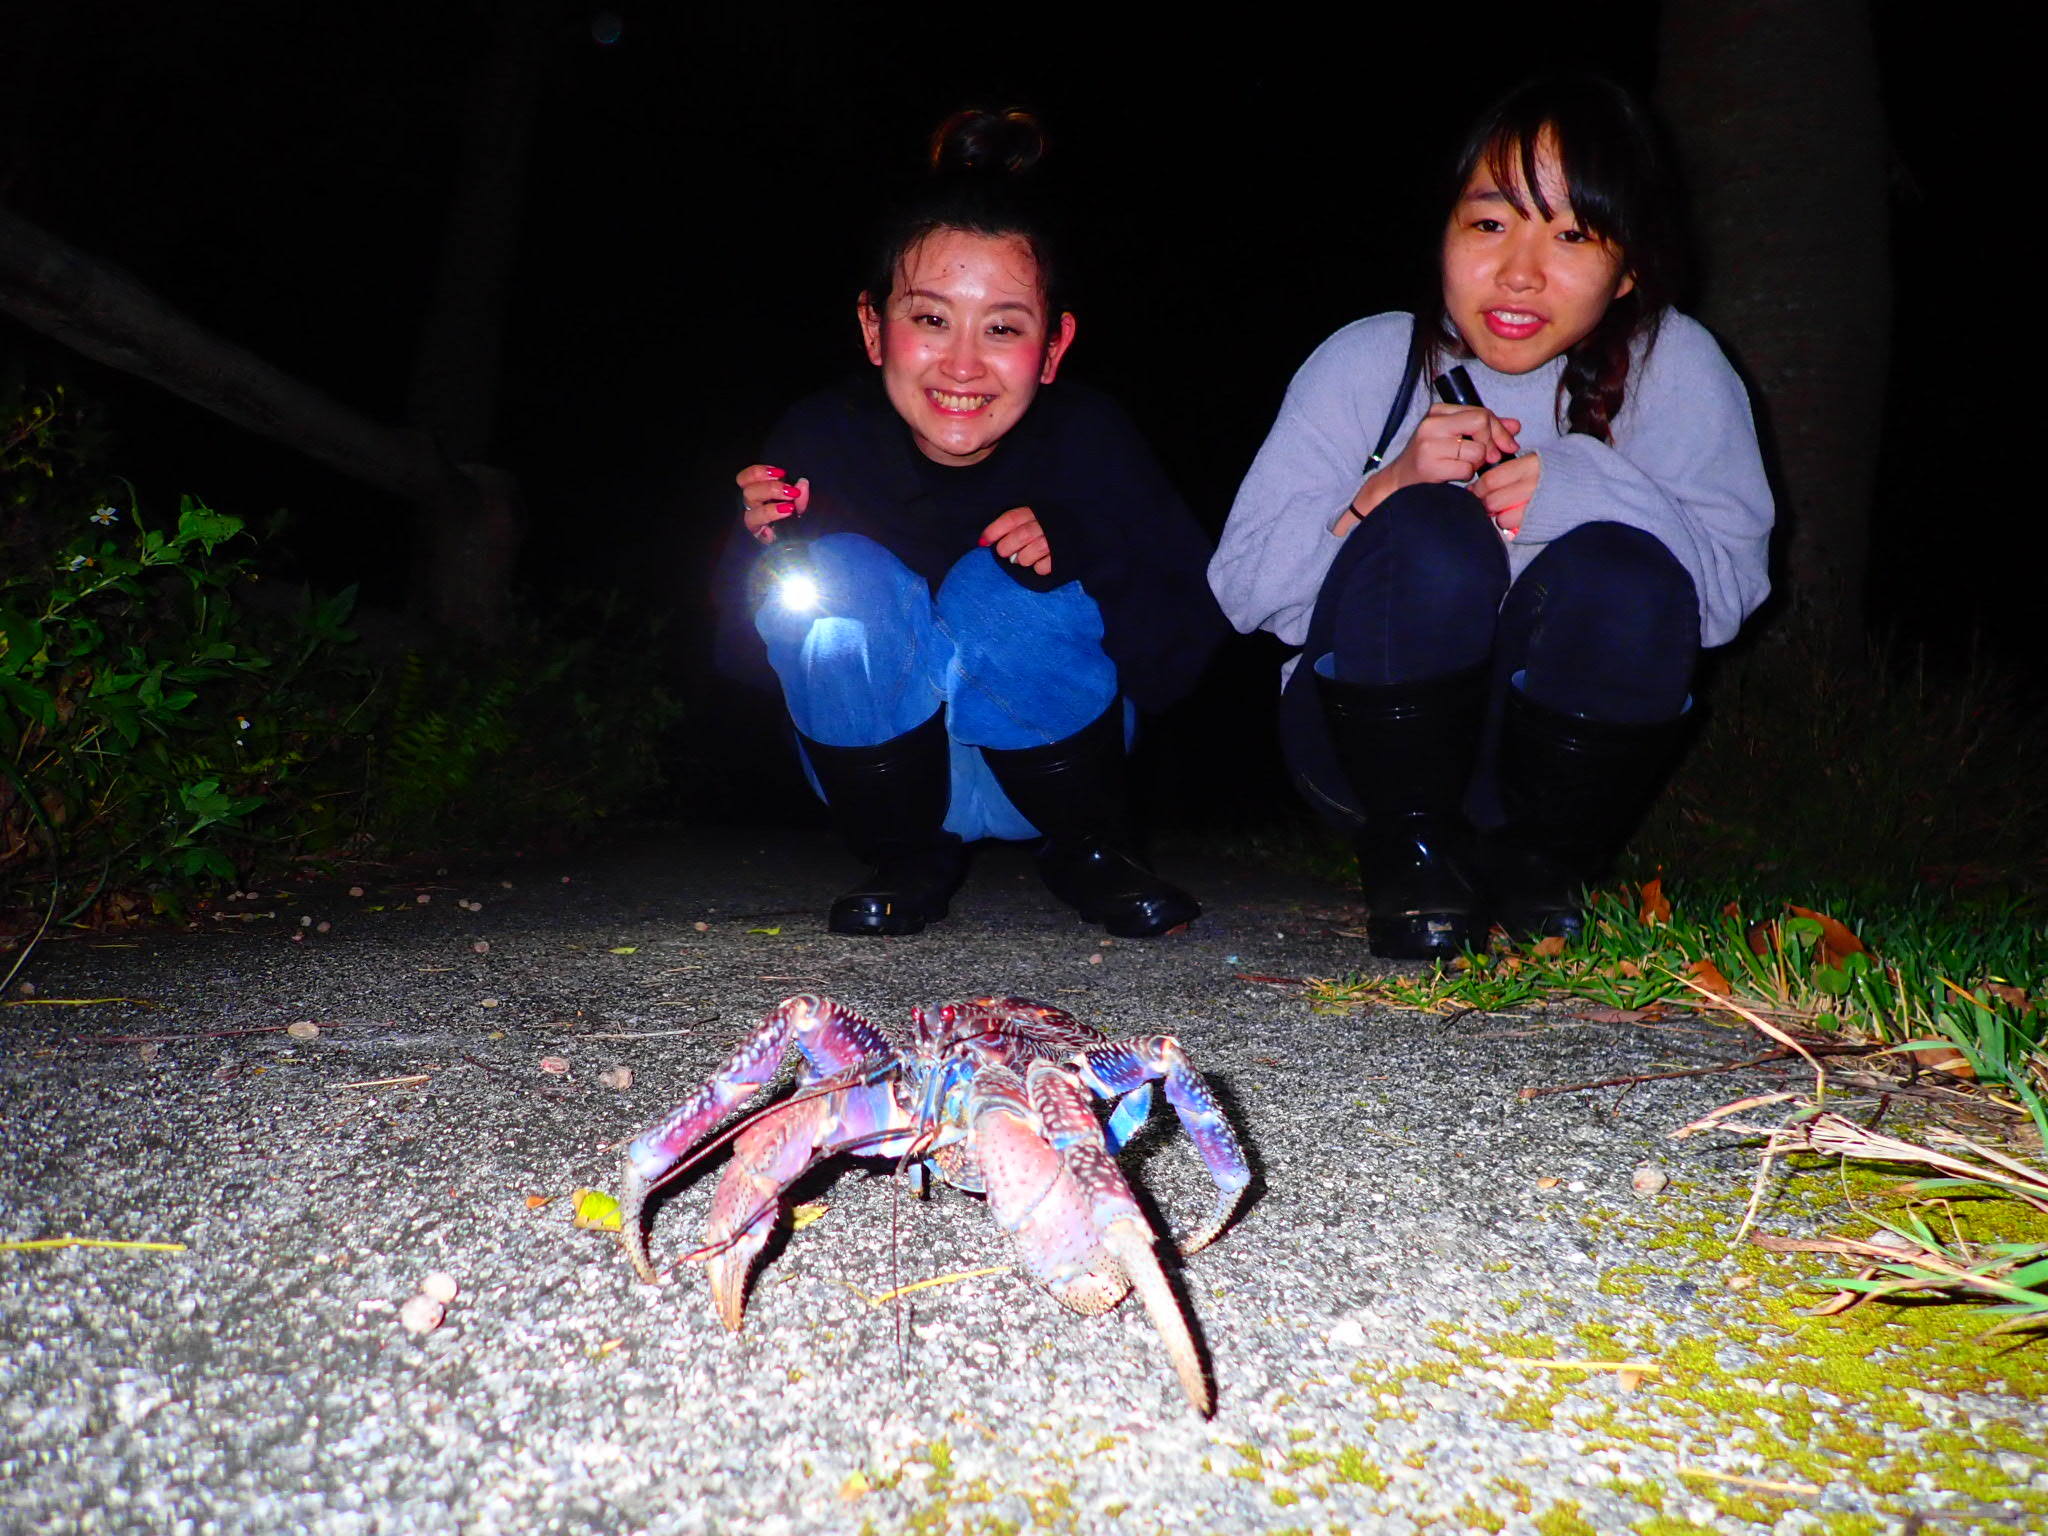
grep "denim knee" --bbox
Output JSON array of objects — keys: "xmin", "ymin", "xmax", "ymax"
[
  {"xmin": 935, "ymin": 547, "xmax": 1117, "ymax": 746},
  {"xmin": 1508, "ymin": 522, "xmax": 1698, "ymax": 722},
  {"xmin": 1319, "ymin": 483, "xmax": 1508, "ymax": 685}
]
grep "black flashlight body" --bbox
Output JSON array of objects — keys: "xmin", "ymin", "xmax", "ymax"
[{"xmin": 1433, "ymin": 366, "xmax": 1518, "ymax": 478}]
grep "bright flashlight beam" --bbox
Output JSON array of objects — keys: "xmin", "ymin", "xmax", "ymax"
[{"xmin": 778, "ymin": 572, "xmax": 821, "ymax": 612}]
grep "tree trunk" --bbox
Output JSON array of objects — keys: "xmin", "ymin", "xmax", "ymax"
[
  {"xmin": 0, "ymin": 201, "xmax": 517, "ymax": 640},
  {"xmin": 1658, "ymin": 0, "xmax": 1891, "ymax": 649}
]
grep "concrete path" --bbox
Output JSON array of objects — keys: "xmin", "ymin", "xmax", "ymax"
[{"xmin": 2, "ymin": 826, "xmax": 2041, "ymax": 1534}]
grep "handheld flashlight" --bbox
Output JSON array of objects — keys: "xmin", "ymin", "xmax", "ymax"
[
  {"xmin": 1433, "ymin": 366, "xmax": 1520, "ymax": 477},
  {"xmin": 759, "ymin": 483, "xmax": 821, "ymax": 613}
]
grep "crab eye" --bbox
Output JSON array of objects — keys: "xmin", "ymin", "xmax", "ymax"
[{"xmin": 939, "ymin": 1003, "xmax": 956, "ymax": 1025}]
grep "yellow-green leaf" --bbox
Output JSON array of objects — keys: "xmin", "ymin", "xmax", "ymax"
[
  {"xmin": 571, "ymin": 1187, "xmax": 622, "ymax": 1231},
  {"xmin": 608, "ymin": 946, "xmax": 639, "ymax": 955}
]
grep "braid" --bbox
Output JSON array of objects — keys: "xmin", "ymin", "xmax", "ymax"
[{"xmin": 1559, "ymin": 296, "xmax": 1660, "ymax": 443}]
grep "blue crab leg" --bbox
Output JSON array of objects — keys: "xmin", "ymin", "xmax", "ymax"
[
  {"xmin": 617, "ymin": 995, "xmax": 896, "ymax": 1284},
  {"xmin": 1072, "ymin": 1036, "xmax": 1250, "ymax": 1256}
]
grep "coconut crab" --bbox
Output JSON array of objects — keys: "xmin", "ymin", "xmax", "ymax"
[{"xmin": 617, "ymin": 994, "xmax": 1250, "ymax": 1414}]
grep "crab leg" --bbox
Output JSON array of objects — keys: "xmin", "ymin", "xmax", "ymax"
[
  {"xmin": 695, "ymin": 1080, "xmax": 912, "ymax": 1329},
  {"xmin": 973, "ymin": 1063, "xmax": 1212, "ymax": 1415},
  {"xmin": 617, "ymin": 995, "xmax": 896, "ymax": 1283},
  {"xmin": 1072, "ymin": 1035, "xmax": 1250, "ymax": 1255}
]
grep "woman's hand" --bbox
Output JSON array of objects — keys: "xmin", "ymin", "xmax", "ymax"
[
  {"xmin": 1333, "ymin": 403, "xmax": 1522, "ymax": 534},
  {"xmin": 980, "ymin": 506, "xmax": 1052, "ymax": 576},
  {"xmin": 737, "ymin": 464, "xmax": 810, "ymax": 544},
  {"xmin": 1474, "ymin": 452, "xmax": 1540, "ymax": 536}
]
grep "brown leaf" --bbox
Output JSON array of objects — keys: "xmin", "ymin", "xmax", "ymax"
[
  {"xmin": 1684, "ymin": 958, "xmax": 1735, "ymax": 1000},
  {"xmin": 1638, "ymin": 878, "xmax": 1672, "ymax": 926},
  {"xmin": 1906, "ymin": 1045, "xmax": 1977, "ymax": 1080},
  {"xmin": 525, "ymin": 1193, "xmax": 553, "ymax": 1210},
  {"xmin": 1745, "ymin": 919, "xmax": 1777, "ymax": 958},
  {"xmin": 1531, "ymin": 935, "xmax": 1568, "ymax": 958},
  {"xmin": 1786, "ymin": 905, "xmax": 1868, "ymax": 967},
  {"xmin": 1986, "ymin": 982, "xmax": 2032, "ymax": 1012},
  {"xmin": 1721, "ymin": 900, "xmax": 1743, "ymax": 922}
]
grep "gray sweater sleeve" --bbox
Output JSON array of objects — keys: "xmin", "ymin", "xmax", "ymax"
[
  {"xmin": 1210, "ymin": 308, "xmax": 1773, "ymax": 654},
  {"xmin": 1207, "ymin": 313, "xmax": 1419, "ymax": 647},
  {"xmin": 1511, "ymin": 312, "xmax": 1772, "ymax": 648}
]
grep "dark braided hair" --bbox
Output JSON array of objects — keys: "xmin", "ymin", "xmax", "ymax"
[
  {"xmin": 1430, "ymin": 76, "xmax": 1684, "ymax": 443},
  {"xmin": 860, "ymin": 108, "xmax": 1068, "ymax": 329}
]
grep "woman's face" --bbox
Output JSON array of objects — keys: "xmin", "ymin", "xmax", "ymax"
[
  {"xmin": 859, "ymin": 228, "xmax": 1076, "ymax": 466},
  {"xmin": 1440, "ymin": 132, "xmax": 1634, "ymax": 376}
]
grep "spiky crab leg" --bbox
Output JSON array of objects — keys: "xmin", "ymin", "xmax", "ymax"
[
  {"xmin": 1073, "ymin": 1035, "xmax": 1250, "ymax": 1255},
  {"xmin": 973, "ymin": 1061, "xmax": 1213, "ymax": 1416},
  {"xmin": 616, "ymin": 994, "xmax": 896, "ymax": 1284}
]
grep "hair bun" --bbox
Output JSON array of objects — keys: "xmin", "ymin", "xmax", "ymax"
[{"xmin": 928, "ymin": 108, "xmax": 1047, "ymax": 176}]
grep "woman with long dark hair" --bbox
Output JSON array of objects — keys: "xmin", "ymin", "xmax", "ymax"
[
  {"xmin": 718, "ymin": 110, "xmax": 1221, "ymax": 938},
  {"xmin": 1212, "ymin": 76, "xmax": 1773, "ymax": 959}
]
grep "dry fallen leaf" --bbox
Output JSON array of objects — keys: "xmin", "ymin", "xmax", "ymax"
[
  {"xmin": 1536, "ymin": 1176, "xmax": 1562, "ymax": 1191},
  {"xmin": 1684, "ymin": 957, "xmax": 1735, "ymax": 1000},
  {"xmin": 791, "ymin": 1201, "xmax": 830, "ymax": 1231},
  {"xmin": 1906, "ymin": 1045, "xmax": 1976, "ymax": 1080},
  {"xmin": 1638, "ymin": 878, "xmax": 1672, "ymax": 926},
  {"xmin": 608, "ymin": 946, "xmax": 638, "ymax": 955},
  {"xmin": 838, "ymin": 1472, "xmax": 870, "ymax": 1502},
  {"xmin": 1787, "ymin": 904, "xmax": 1867, "ymax": 966},
  {"xmin": 525, "ymin": 1193, "xmax": 554, "ymax": 1210},
  {"xmin": 1531, "ymin": 935, "xmax": 1568, "ymax": 958},
  {"xmin": 572, "ymin": 1188, "xmax": 622, "ymax": 1231},
  {"xmin": 399, "ymin": 1295, "xmax": 445, "ymax": 1334},
  {"xmin": 538, "ymin": 1057, "xmax": 571, "ymax": 1075},
  {"xmin": 598, "ymin": 1066, "xmax": 633, "ymax": 1091}
]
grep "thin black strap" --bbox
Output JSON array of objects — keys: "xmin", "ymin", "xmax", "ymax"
[{"xmin": 1363, "ymin": 315, "xmax": 1426, "ymax": 475}]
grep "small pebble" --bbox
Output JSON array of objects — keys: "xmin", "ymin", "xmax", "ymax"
[
  {"xmin": 539, "ymin": 1056, "xmax": 571, "ymax": 1075},
  {"xmin": 286, "ymin": 1021, "xmax": 320, "ymax": 1041},
  {"xmin": 599, "ymin": 1066, "xmax": 633, "ymax": 1090},
  {"xmin": 1725, "ymin": 1272, "xmax": 1756, "ymax": 1292},
  {"xmin": 1867, "ymin": 1228, "xmax": 1921, "ymax": 1253},
  {"xmin": 14, "ymin": 981, "xmax": 33, "ymax": 997},
  {"xmin": 473, "ymin": 941, "xmax": 491, "ymax": 954},
  {"xmin": 1536, "ymin": 1176, "xmax": 1562, "ymax": 1190},
  {"xmin": 416, "ymin": 894, "xmax": 431, "ymax": 905},
  {"xmin": 693, "ymin": 921, "xmax": 710, "ymax": 932},
  {"xmin": 299, "ymin": 916, "xmax": 312, "ymax": 927},
  {"xmin": 316, "ymin": 921, "xmax": 331, "ymax": 933},
  {"xmin": 1088, "ymin": 953, "xmax": 1103, "ymax": 965},
  {"xmin": 478, "ymin": 997, "xmax": 500, "ymax": 1008},
  {"xmin": 348, "ymin": 886, "xmax": 365, "ymax": 898},
  {"xmin": 420, "ymin": 1272, "xmax": 459, "ymax": 1304},
  {"xmin": 400, "ymin": 1295, "xmax": 445, "ymax": 1334},
  {"xmin": 1631, "ymin": 1166, "xmax": 1669, "ymax": 1197},
  {"xmin": 137, "ymin": 1041, "xmax": 160, "ymax": 1063}
]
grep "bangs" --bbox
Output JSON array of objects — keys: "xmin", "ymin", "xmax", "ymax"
[{"xmin": 1476, "ymin": 117, "xmax": 1628, "ymax": 251}]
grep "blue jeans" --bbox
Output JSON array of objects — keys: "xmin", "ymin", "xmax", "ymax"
[
  {"xmin": 1282, "ymin": 484, "xmax": 1699, "ymax": 826},
  {"xmin": 753, "ymin": 534, "xmax": 1124, "ymax": 842}
]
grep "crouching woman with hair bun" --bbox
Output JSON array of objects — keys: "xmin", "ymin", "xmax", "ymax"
[
  {"xmin": 716, "ymin": 110, "xmax": 1222, "ymax": 939},
  {"xmin": 1212, "ymin": 76, "xmax": 1773, "ymax": 960}
]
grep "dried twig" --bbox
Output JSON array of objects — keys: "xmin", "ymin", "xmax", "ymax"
[
  {"xmin": 1674, "ymin": 1465, "xmax": 1821, "ymax": 1498},
  {"xmin": 1520, "ymin": 1049, "xmax": 1795, "ymax": 1101},
  {"xmin": 335, "ymin": 1074, "xmax": 432, "ymax": 1091},
  {"xmin": 868, "ymin": 1265, "xmax": 1012, "ymax": 1305},
  {"xmin": 0, "ymin": 1235, "xmax": 187, "ymax": 1253}
]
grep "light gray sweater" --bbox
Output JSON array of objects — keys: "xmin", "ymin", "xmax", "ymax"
[{"xmin": 1210, "ymin": 311, "xmax": 1774, "ymax": 671}]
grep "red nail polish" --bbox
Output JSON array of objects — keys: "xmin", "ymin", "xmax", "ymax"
[
  {"xmin": 763, "ymin": 466, "xmax": 785, "ymax": 478},
  {"xmin": 977, "ymin": 535, "xmax": 992, "ymax": 547}
]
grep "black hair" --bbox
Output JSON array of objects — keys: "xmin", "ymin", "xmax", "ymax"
[
  {"xmin": 1431, "ymin": 75, "xmax": 1684, "ymax": 443},
  {"xmin": 861, "ymin": 108, "xmax": 1068, "ymax": 326}
]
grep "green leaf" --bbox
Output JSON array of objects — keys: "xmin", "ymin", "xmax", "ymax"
[{"xmin": 174, "ymin": 498, "xmax": 243, "ymax": 552}]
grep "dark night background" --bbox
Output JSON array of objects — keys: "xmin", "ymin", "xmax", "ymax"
[{"xmin": 0, "ymin": 2, "xmax": 1996, "ymax": 829}]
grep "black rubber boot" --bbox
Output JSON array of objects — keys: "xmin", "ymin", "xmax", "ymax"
[
  {"xmin": 979, "ymin": 704, "xmax": 1200, "ymax": 938},
  {"xmin": 1315, "ymin": 664, "xmax": 1489, "ymax": 961},
  {"xmin": 799, "ymin": 713, "xmax": 967, "ymax": 937},
  {"xmin": 1485, "ymin": 688, "xmax": 1689, "ymax": 944}
]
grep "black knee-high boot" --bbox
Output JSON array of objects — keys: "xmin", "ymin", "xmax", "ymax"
[
  {"xmin": 1315, "ymin": 663, "xmax": 1488, "ymax": 961},
  {"xmin": 799, "ymin": 713, "xmax": 967, "ymax": 937},
  {"xmin": 979, "ymin": 703, "xmax": 1199, "ymax": 938},
  {"xmin": 1486, "ymin": 688, "xmax": 1689, "ymax": 943}
]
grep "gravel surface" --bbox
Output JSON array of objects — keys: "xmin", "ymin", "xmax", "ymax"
[{"xmin": 3, "ymin": 826, "xmax": 2042, "ymax": 1535}]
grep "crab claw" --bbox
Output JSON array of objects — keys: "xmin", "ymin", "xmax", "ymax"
[
  {"xmin": 617, "ymin": 1154, "xmax": 663, "ymax": 1285},
  {"xmin": 1103, "ymin": 1217, "xmax": 1211, "ymax": 1417}
]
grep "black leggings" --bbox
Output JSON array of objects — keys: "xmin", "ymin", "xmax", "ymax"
[{"xmin": 1281, "ymin": 483, "xmax": 1699, "ymax": 825}]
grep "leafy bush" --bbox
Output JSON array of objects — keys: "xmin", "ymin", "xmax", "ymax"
[{"xmin": 1, "ymin": 386, "xmax": 674, "ymax": 924}]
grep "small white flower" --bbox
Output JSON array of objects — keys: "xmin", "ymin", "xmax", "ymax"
[
  {"xmin": 90, "ymin": 506, "xmax": 120, "ymax": 525},
  {"xmin": 66, "ymin": 555, "xmax": 94, "ymax": 572},
  {"xmin": 236, "ymin": 716, "xmax": 251, "ymax": 730}
]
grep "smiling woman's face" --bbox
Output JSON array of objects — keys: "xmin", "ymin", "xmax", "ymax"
[
  {"xmin": 1440, "ymin": 131, "xmax": 1634, "ymax": 376},
  {"xmin": 859, "ymin": 227, "xmax": 1076, "ymax": 466}
]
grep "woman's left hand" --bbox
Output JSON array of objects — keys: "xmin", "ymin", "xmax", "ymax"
[
  {"xmin": 1474, "ymin": 453, "xmax": 1541, "ymax": 536},
  {"xmin": 980, "ymin": 506, "xmax": 1053, "ymax": 576}
]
